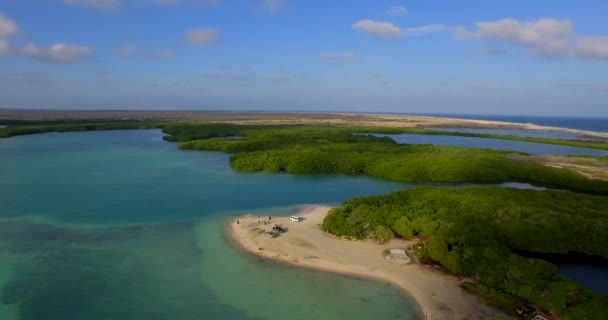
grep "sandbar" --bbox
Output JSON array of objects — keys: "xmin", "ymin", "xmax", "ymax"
[{"xmin": 226, "ymin": 205, "xmax": 499, "ymax": 320}]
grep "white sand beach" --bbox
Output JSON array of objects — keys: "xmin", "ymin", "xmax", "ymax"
[{"xmin": 227, "ymin": 205, "xmax": 499, "ymax": 320}]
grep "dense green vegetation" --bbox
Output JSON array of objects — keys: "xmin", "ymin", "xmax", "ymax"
[
  {"xmin": 323, "ymin": 187, "xmax": 608, "ymax": 319},
  {"xmin": 165, "ymin": 125, "xmax": 608, "ymax": 194},
  {"xmin": 3, "ymin": 121, "xmax": 607, "ymax": 317},
  {"xmin": 0, "ymin": 120, "xmax": 165, "ymax": 138}
]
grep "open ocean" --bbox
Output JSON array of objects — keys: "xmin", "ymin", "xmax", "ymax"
[{"xmin": 404, "ymin": 113, "xmax": 608, "ymax": 133}]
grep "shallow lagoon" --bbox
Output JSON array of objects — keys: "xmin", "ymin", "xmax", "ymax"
[
  {"xmin": 0, "ymin": 129, "xmax": 605, "ymax": 320},
  {"xmin": 0, "ymin": 130, "xmax": 422, "ymax": 320}
]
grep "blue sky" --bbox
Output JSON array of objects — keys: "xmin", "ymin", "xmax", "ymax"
[{"xmin": 1, "ymin": 0, "xmax": 608, "ymax": 116}]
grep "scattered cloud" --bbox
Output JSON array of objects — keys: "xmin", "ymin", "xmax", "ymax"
[
  {"xmin": 60, "ymin": 0, "xmax": 120, "ymax": 10},
  {"xmin": 114, "ymin": 45, "xmax": 136, "ymax": 57},
  {"xmin": 464, "ymin": 83, "xmax": 503, "ymax": 91},
  {"xmin": 576, "ymin": 36, "xmax": 608, "ymax": 60},
  {"xmin": 0, "ymin": 13, "xmax": 20, "ymax": 38},
  {"xmin": 22, "ymin": 42, "xmax": 93, "ymax": 63},
  {"xmin": 402, "ymin": 24, "xmax": 446, "ymax": 36},
  {"xmin": 352, "ymin": 20, "xmax": 402, "ymax": 39},
  {"xmin": 0, "ymin": 70, "xmax": 51, "ymax": 84},
  {"xmin": 386, "ymin": 5, "xmax": 407, "ymax": 16},
  {"xmin": 353, "ymin": 19, "xmax": 446, "ymax": 39},
  {"xmin": 456, "ymin": 17, "xmax": 608, "ymax": 60},
  {"xmin": 0, "ymin": 13, "xmax": 94, "ymax": 63},
  {"xmin": 184, "ymin": 28, "xmax": 219, "ymax": 46},
  {"xmin": 321, "ymin": 51, "xmax": 357, "ymax": 62},
  {"xmin": 455, "ymin": 18, "xmax": 572, "ymax": 57},
  {"xmin": 260, "ymin": 0, "xmax": 282, "ymax": 13},
  {"xmin": 0, "ymin": 13, "xmax": 20, "ymax": 54},
  {"xmin": 157, "ymin": 49, "xmax": 176, "ymax": 59}
]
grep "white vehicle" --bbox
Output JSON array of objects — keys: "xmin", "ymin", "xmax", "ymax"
[{"xmin": 290, "ymin": 216, "xmax": 302, "ymax": 222}]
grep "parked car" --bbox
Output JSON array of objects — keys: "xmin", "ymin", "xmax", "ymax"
[{"xmin": 290, "ymin": 216, "xmax": 302, "ymax": 222}]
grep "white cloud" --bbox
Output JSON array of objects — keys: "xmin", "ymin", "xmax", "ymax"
[
  {"xmin": 321, "ymin": 51, "xmax": 357, "ymax": 62},
  {"xmin": 352, "ymin": 20, "xmax": 446, "ymax": 39},
  {"xmin": 260, "ymin": 0, "xmax": 282, "ymax": 13},
  {"xmin": 61, "ymin": 0, "xmax": 120, "ymax": 10},
  {"xmin": 386, "ymin": 5, "xmax": 407, "ymax": 16},
  {"xmin": 184, "ymin": 28, "xmax": 219, "ymax": 46},
  {"xmin": 114, "ymin": 45, "xmax": 135, "ymax": 57},
  {"xmin": 0, "ymin": 40, "xmax": 11, "ymax": 55},
  {"xmin": 22, "ymin": 43, "xmax": 93, "ymax": 63},
  {"xmin": 402, "ymin": 24, "xmax": 446, "ymax": 36},
  {"xmin": 576, "ymin": 36, "xmax": 608, "ymax": 60},
  {"xmin": 352, "ymin": 19, "xmax": 401, "ymax": 39},
  {"xmin": 157, "ymin": 49, "xmax": 176, "ymax": 58},
  {"xmin": 455, "ymin": 18, "xmax": 573, "ymax": 56},
  {"xmin": 0, "ymin": 13, "xmax": 20, "ymax": 38}
]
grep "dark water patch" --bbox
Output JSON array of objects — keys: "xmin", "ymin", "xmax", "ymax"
[
  {"xmin": 0, "ymin": 220, "xmax": 260, "ymax": 320},
  {"xmin": 513, "ymin": 250, "xmax": 608, "ymax": 295}
]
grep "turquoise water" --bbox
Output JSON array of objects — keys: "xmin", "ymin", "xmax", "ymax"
[
  {"xmin": 368, "ymin": 133, "xmax": 608, "ymax": 156},
  {"xmin": 0, "ymin": 130, "xmax": 422, "ymax": 320}
]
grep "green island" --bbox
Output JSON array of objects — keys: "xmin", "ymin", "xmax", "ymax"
[
  {"xmin": 0, "ymin": 120, "xmax": 165, "ymax": 138},
  {"xmin": 164, "ymin": 124, "xmax": 608, "ymax": 318},
  {"xmin": 2, "ymin": 120, "xmax": 608, "ymax": 318},
  {"xmin": 323, "ymin": 187, "xmax": 608, "ymax": 319},
  {"xmin": 162, "ymin": 124, "xmax": 608, "ymax": 194}
]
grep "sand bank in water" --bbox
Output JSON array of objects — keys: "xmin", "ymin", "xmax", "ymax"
[{"xmin": 227, "ymin": 205, "xmax": 499, "ymax": 320}]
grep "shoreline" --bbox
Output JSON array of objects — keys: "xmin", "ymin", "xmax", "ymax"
[
  {"xmin": 225, "ymin": 205, "xmax": 499, "ymax": 320},
  {"xmin": 2, "ymin": 110, "xmax": 607, "ymax": 140}
]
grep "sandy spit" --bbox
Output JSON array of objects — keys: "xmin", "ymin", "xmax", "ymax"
[{"xmin": 226, "ymin": 205, "xmax": 500, "ymax": 320}]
